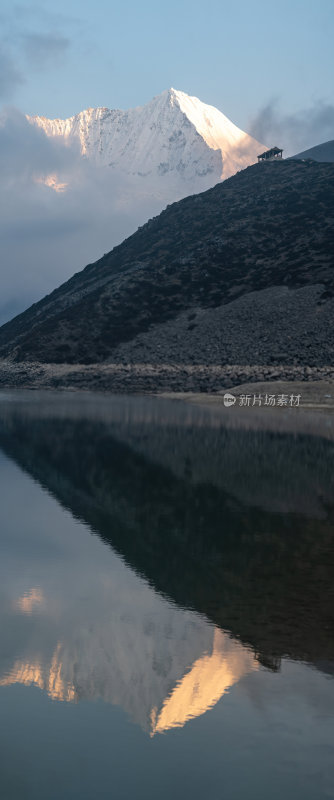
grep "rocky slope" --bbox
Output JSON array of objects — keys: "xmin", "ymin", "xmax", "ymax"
[
  {"xmin": 0, "ymin": 158, "xmax": 333, "ymax": 373},
  {"xmin": 291, "ymin": 139, "xmax": 334, "ymax": 162}
]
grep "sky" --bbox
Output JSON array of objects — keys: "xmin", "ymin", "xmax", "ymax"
[
  {"xmin": 0, "ymin": 0, "xmax": 333, "ymax": 325},
  {"xmin": 0, "ymin": 0, "xmax": 333, "ymax": 128}
]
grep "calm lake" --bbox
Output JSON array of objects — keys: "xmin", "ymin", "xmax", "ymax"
[{"xmin": 0, "ymin": 391, "xmax": 333, "ymax": 800}]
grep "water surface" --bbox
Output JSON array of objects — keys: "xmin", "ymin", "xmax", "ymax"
[{"xmin": 0, "ymin": 391, "xmax": 333, "ymax": 799}]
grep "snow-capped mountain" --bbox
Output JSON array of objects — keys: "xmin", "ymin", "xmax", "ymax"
[
  {"xmin": 0, "ymin": 89, "xmax": 265, "ymax": 327},
  {"xmin": 28, "ymin": 88, "xmax": 264, "ymax": 193}
]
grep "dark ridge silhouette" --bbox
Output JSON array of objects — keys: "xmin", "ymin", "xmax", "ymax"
[{"xmin": 0, "ymin": 159, "xmax": 333, "ymax": 366}]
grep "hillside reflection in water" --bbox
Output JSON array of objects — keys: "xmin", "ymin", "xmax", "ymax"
[{"xmin": 0, "ymin": 391, "xmax": 333, "ymax": 800}]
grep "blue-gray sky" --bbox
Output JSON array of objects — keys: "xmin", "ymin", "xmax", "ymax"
[{"xmin": 0, "ymin": 0, "xmax": 333, "ymax": 130}]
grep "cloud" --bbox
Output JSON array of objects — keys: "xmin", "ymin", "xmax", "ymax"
[
  {"xmin": 249, "ymin": 100, "xmax": 334, "ymax": 156},
  {"xmin": 0, "ymin": 109, "xmax": 164, "ymax": 325},
  {"xmin": 22, "ymin": 32, "xmax": 70, "ymax": 69},
  {"xmin": 0, "ymin": 106, "xmax": 78, "ymax": 177},
  {"xmin": 0, "ymin": 6, "xmax": 74, "ymax": 103},
  {"xmin": 0, "ymin": 48, "xmax": 23, "ymax": 99}
]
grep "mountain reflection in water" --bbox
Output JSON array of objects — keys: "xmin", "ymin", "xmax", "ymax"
[
  {"xmin": 0, "ymin": 391, "xmax": 333, "ymax": 742},
  {"xmin": 0, "ymin": 622, "xmax": 257, "ymax": 733}
]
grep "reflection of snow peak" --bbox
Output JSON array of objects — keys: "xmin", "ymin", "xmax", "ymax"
[
  {"xmin": 1, "ymin": 502, "xmax": 257, "ymax": 735},
  {"xmin": 28, "ymin": 88, "xmax": 264, "ymax": 186},
  {"xmin": 15, "ymin": 587, "xmax": 44, "ymax": 614},
  {"xmin": 0, "ymin": 643, "xmax": 76, "ymax": 702},
  {"xmin": 150, "ymin": 629, "xmax": 257, "ymax": 735},
  {"xmin": 35, "ymin": 173, "xmax": 68, "ymax": 192},
  {"xmin": 0, "ymin": 625, "xmax": 257, "ymax": 732}
]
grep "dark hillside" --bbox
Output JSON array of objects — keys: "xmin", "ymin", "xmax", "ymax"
[{"xmin": 0, "ymin": 159, "xmax": 333, "ymax": 364}]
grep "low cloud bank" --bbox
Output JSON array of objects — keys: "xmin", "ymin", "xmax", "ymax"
[{"xmin": 0, "ymin": 108, "xmax": 165, "ymax": 325}]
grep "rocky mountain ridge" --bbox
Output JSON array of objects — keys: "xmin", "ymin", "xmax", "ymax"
[
  {"xmin": 0, "ymin": 158, "xmax": 333, "ymax": 372},
  {"xmin": 291, "ymin": 139, "xmax": 334, "ymax": 162}
]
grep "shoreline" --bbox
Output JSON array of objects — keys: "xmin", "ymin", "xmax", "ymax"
[
  {"xmin": 1, "ymin": 362, "xmax": 334, "ymax": 441},
  {"xmin": 1, "ymin": 359, "xmax": 334, "ymax": 395}
]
